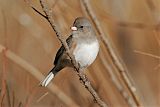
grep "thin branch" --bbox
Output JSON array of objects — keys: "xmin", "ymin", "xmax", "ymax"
[
  {"xmin": 31, "ymin": 6, "xmax": 48, "ymax": 19},
  {"xmin": 80, "ymin": 0, "xmax": 142, "ymax": 106},
  {"xmin": 12, "ymin": 91, "xmax": 15, "ymax": 107},
  {"xmin": 38, "ymin": 0, "xmax": 108, "ymax": 107},
  {"xmin": 0, "ymin": 44, "xmax": 79, "ymax": 107},
  {"xmin": 6, "ymin": 84, "xmax": 11, "ymax": 107},
  {"xmin": 134, "ymin": 50, "xmax": 160, "ymax": 59},
  {"xmin": 0, "ymin": 92, "xmax": 5, "ymax": 107},
  {"xmin": 24, "ymin": 1, "xmax": 48, "ymax": 19},
  {"xmin": 0, "ymin": 10, "xmax": 7, "ymax": 107},
  {"xmin": 36, "ymin": 92, "xmax": 49, "ymax": 103},
  {"xmin": 117, "ymin": 21, "xmax": 160, "ymax": 30}
]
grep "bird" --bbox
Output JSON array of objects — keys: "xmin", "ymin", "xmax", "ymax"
[{"xmin": 40, "ymin": 17, "xmax": 99, "ymax": 87}]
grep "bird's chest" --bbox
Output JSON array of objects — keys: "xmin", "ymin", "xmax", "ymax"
[{"xmin": 73, "ymin": 41, "xmax": 99, "ymax": 68}]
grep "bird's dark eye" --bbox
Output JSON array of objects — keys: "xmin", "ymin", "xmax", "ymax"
[{"xmin": 80, "ymin": 26, "xmax": 84, "ymax": 28}]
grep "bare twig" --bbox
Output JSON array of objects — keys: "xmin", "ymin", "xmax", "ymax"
[
  {"xmin": 117, "ymin": 21, "xmax": 160, "ymax": 30},
  {"xmin": 38, "ymin": 0, "xmax": 108, "ymax": 106},
  {"xmin": 0, "ymin": 44, "xmax": 79, "ymax": 107},
  {"xmin": 31, "ymin": 6, "xmax": 48, "ymax": 19},
  {"xmin": 134, "ymin": 50, "xmax": 160, "ymax": 59},
  {"xmin": 12, "ymin": 91, "xmax": 15, "ymax": 107},
  {"xmin": 80, "ymin": 0, "xmax": 142, "ymax": 106},
  {"xmin": 0, "ymin": 10, "xmax": 7, "ymax": 107},
  {"xmin": 6, "ymin": 84, "xmax": 11, "ymax": 107},
  {"xmin": 144, "ymin": 0, "xmax": 160, "ymax": 72},
  {"xmin": 0, "ymin": 92, "xmax": 5, "ymax": 107},
  {"xmin": 36, "ymin": 92, "xmax": 49, "ymax": 103},
  {"xmin": 25, "ymin": 1, "xmax": 47, "ymax": 19}
]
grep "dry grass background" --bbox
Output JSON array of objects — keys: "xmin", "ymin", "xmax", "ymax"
[{"xmin": 0, "ymin": 0, "xmax": 159, "ymax": 107}]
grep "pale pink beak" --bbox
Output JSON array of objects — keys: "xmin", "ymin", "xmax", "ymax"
[{"xmin": 71, "ymin": 26, "xmax": 77, "ymax": 31}]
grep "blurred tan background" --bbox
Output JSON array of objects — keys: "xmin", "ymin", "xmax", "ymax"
[{"xmin": 0, "ymin": 0, "xmax": 159, "ymax": 107}]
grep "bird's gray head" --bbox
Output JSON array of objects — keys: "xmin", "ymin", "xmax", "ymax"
[
  {"xmin": 71, "ymin": 17, "xmax": 93, "ymax": 33},
  {"xmin": 71, "ymin": 17, "xmax": 96, "ymax": 42},
  {"xmin": 73, "ymin": 17, "xmax": 91, "ymax": 28}
]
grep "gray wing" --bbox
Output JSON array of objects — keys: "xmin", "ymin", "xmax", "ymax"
[{"xmin": 54, "ymin": 35, "xmax": 73, "ymax": 65}]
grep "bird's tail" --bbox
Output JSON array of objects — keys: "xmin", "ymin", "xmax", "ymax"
[{"xmin": 40, "ymin": 67, "xmax": 57, "ymax": 87}]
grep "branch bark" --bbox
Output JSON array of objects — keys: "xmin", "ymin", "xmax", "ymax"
[{"xmin": 38, "ymin": 0, "xmax": 108, "ymax": 107}]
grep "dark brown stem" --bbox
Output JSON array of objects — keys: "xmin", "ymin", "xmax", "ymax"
[{"xmin": 31, "ymin": 6, "xmax": 48, "ymax": 19}]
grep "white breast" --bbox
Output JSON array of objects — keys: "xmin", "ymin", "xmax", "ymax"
[{"xmin": 73, "ymin": 41, "xmax": 99, "ymax": 68}]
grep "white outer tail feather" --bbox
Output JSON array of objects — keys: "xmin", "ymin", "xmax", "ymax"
[{"xmin": 41, "ymin": 72, "xmax": 54, "ymax": 87}]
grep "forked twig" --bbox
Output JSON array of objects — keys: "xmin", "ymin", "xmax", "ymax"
[
  {"xmin": 25, "ymin": 1, "xmax": 47, "ymax": 19},
  {"xmin": 37, "ymin": 0, "xmax": 108, "ymax": 106},
  {"xmin": 31, "ymin": 6, "xmax": 47, "ymax": 19}
]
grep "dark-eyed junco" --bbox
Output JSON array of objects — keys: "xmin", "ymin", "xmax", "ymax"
[{"xmin": 41, "ymin": 17, "xmax": 99, "ymax": 87}]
